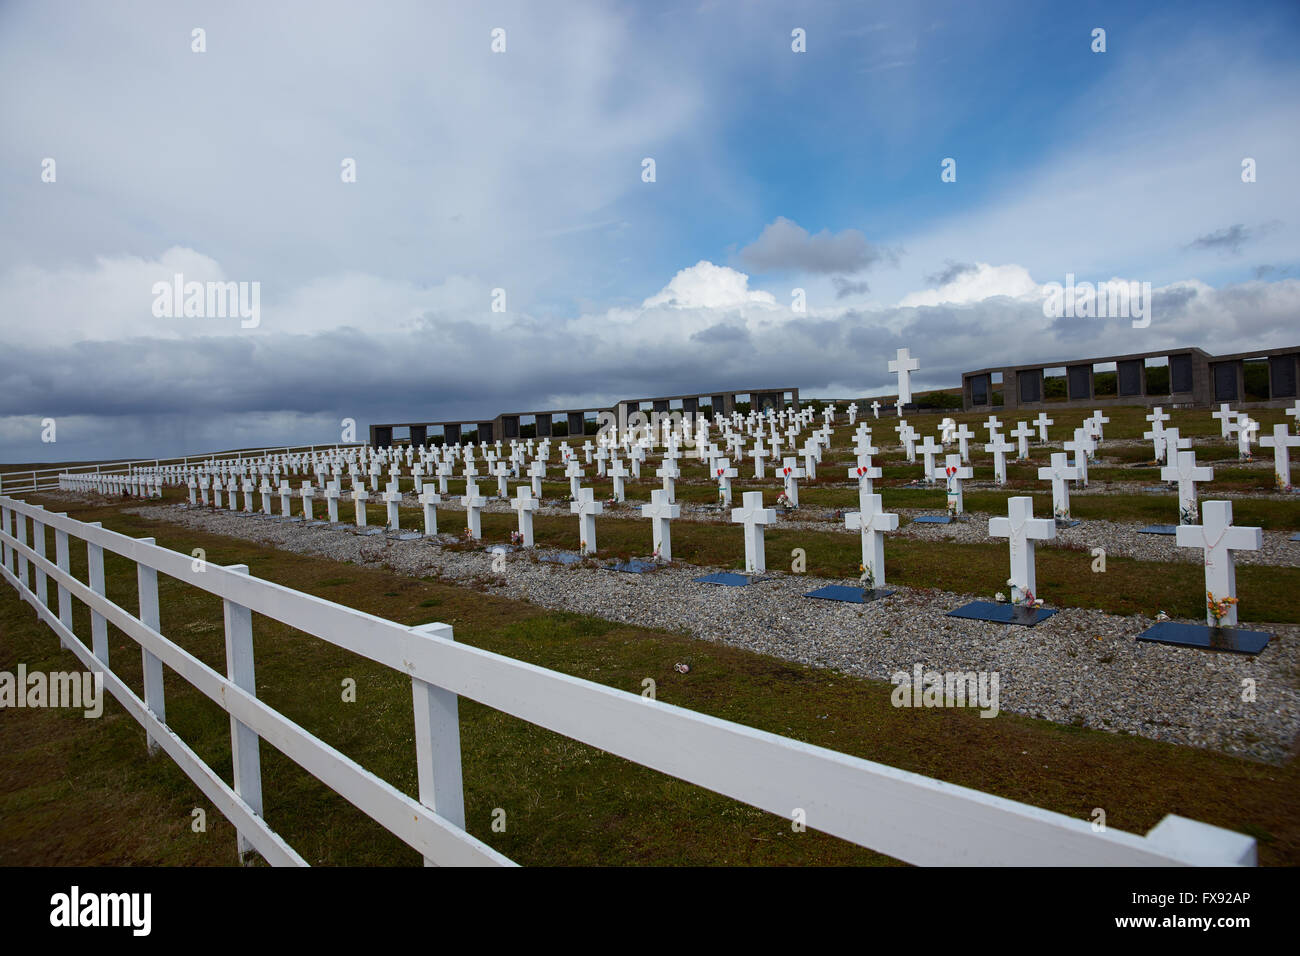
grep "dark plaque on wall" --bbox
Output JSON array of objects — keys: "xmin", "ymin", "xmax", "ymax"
[
  {"xmin": 970, "ymin": 374, "xmax": 989, "ymax": 405},
  {"xmin": 1213, "ymin": 363, "xmax": 1237, "ymax": 402},
  {"xmin": 1118, "ymin": 360, "xmax": 1143, "ymax": 396},
  {"xmin": 1067, "ymin": 365, "xmax": 1091, "ymax": 400},
  {"xmin": 1170, "ymin": 354, "xmax": 1193, "ymax": 393},
  {"xmin": 1018, "ymin": 371, "xmax": 1041, "ymax": 403},
  {"xmin": 1270, "ymin": 355, "xmax": 1297, "ymax": 398}
]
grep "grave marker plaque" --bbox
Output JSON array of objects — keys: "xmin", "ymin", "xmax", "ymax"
[
  {"xmin": 1018, "ymin": 370, "xmax": 1041, "ymax": 403},
  {"xmin": 1213, "ymin": 363, "xmax": 1238, "ymax": 402},
  {"xmin": 1067, "ymin": 365, "xmax": 1091, "ymax": 400},
  {"xmin": 567, "ymin": 412, "xmax": 585, "ymax": 435},
  {"xmin": 1118, "ymin": 360, "xmax": 1143, "ymax": 396},
  {"xmin": 970, "ymin": 374, "xmax": 989, "ymax": 406},
  {"xmin": 1170, "ymin": 354, "xmax": 1193, "ymax": 393},
  {"xmin": 1270, "ymin": 355, "xmax": 1297, "ymax": 398}
]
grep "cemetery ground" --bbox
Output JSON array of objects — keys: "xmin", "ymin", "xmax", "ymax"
[{"xmin": 5, "ymin": 401, "xmax": 1300, "ymax": 866}]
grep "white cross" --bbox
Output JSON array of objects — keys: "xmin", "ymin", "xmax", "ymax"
[
  {"xmin": 325, "ymin": 480, "xmax": 341, "ymax": 523},
  {"xmin": 528, "ymin": 459, "xmax": 547, "ymax": 497},
  {"xmin": 917, "ymin": 435, "xmax": 943, "ymax": 479},
  {"xmin": 871, "ymin": 400, "xmax": 881, "ymax": 419},
  {"xmin": 888, "ymin": 347, "xmax": 920, "ymax": 405},
  {"xmin": 656, "ymin": 455, "xmax": 680, "ymax": 503},
  {"xmin": 608, "ymin": 458, "xmax": 630, "ymax": 501},
  {"xmin": 847, "ymin": 402, "xmax": 859, "ymax": 425},
  {"xmin": 461, "ymin": 478, "xmax": 486, "ymax": 539},
  {"xmin": 953, "ymin": 424, "xmax": 975, "ymax": 462},
  {"xmin": 984, "ymin": 433, "xmax": 1015, "ymax": 485},
  {"xmin": 780, "ymin": 457, "xmax": 805, "ymax": 506},
  {"xmin": 1175, "ymin": 500, "xmax": 1261, "ymax": 626},
  {"xmin": 848, "ymin": 460, "xmax": 882, "ymax": 504},
  {"xmin": 845, "ymin": 492, "xmax": 898, "ymax": 588},
  {"xmin": 989, "ymin": 496, "xmax": 1056, "ymax": 599},
  {"xmin": 240, "ymin": 478, "xmax": 255, "ymax": 512},
  {"xmin": 381, "ymin": 481, "xmax": 403, "ymax": 531},
  {"xmin": 351, "ymin": 484, "xmax": 370, "ymax": 527},
  {"xmin": 1090, "ymin": 410, "xmax": 1110, "ymax": 441},
  {"xmin": 731, "ymin": 491, "xmax": 777, "ymax": 573},
  {"xmin": 186, "ymin": 476, "xmax": 197, "ymax": 506},
  {"xmin": 714, "ymin": 457, "xmax": 738, "ymax": 507},
  {"xmin": 641, "ymin": 488, "xmax": 681, "ymax": 561},
  {"xmin": 493, "ymin": 461, "xmax": 511, "ymax": 498},
  {"xmin": 419, "ymin": 486, "xmax": 442, "ymax": 536},
  {"xmin": 1232, "ymin": 415, "xmax": 1259, "ymax": 459},
  {"xmin": 565, "ymin": 459, "xmax": 584, "ymax": 499},
  {"xmin": 1011, "ymin": 421, "xmax": 1034, "ymax": 460},
  {"xmin": 570, "ymin": 487, "xmax": 603, "ymax": 554},
  {"xmin": 800, "ymin": 440, "xmax": 819, "ymax": 480},
  {"xmin": 932, "ymin": 454, "xmax": 973, "ymax": 514},
  {"xmin": 1260, "ymin": 423, "xmax": 1300, "ymax": 491},
  {"xmin": 1033, "ymin": 413, "xmax": 1053, "ymax": 443},
  {"xmin": 1161, "ymin": 449, "xmax": 1214, "ymax": 524},
  {"xmin": 511, "ymin": 485, "xmax": 539, "ymax": 547},
  {"xmin": 983, "ymin": 415, "xmax": 1003, "ymax": 441},
  {"xmin": 750, "ymin": 439, "xmax": 768, "ymax": 479},
  {"xmin": 279, "ymin": 480, "xmax": 293, "ymax": 517},
  {"xmin": 1285, "ymin": 400, "xmax": 1300, "ymax": 428},
  {"xmin": 1210, "ymin": 403, "xmax": 1236, "ymax": 439},
  {"xmin": 1063, "ymin": 429, "xmax": 1091, "ymax": 487},
  {"xmin": 1037, "ymin": 452, "xmax": 1079, "ymax": 520}
]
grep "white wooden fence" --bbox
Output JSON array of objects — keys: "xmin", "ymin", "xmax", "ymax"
[
  {"xmin": 0, "ymin": 443, "xmax": 362, "ymax": 495},
  {"xmin": 0, "ymin": 493, "xmax": 1257, "ymax": 866}
]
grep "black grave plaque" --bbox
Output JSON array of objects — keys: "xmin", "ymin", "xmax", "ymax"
[
  {"xmin": 1067, "ymin": 365, "xmax": 1091, "ymax": 400},
  {"xmin": 1213, "ymin": 363, "xmax": 1238, "ymax": 401},
  {"xmin": 1270, "ymin": 355, "xmax": 1297, "ymax": 398},
  {"xmin": 1018, "ymin": 371, "xmax": 1041, "ymax": 403},
  {"xmin": 1170, "ymin": 354, "xmax": 1193, "ymax": 393},
  {"xmin": 1117, "ymin": 360, "xmax": 1143, "ymax": 396},
  {"xmin": 970, "ymin": 374, "xmax": 989, "ymax": 406}
]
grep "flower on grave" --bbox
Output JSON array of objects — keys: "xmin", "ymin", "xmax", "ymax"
[
  {"xmin": 605, "ymin": 496, "xmax": 617, "ymax": 507},
  {"xmin": 510, "ymin": 531, "xmax": 523, "ymax": 545},
  {"xmin": 1206, "ymin": 591, "xmax": 1237, "ymax": 624},
  {"xmin": 1179, "ymin": 505, "xmax": 1197, "ymax": 526},
  {"xmin": 995, "ymin": 591, "xmax": 1006, "ymax": 603},
  {"xmin": 1276, "ymin": 472, "xmax": 1293, "ymax": 493},
  {"xmin": 1155, "ymin": 610, "xmax": 1170, "ymax": 622},
  {"xmin": 1053, "ymin": 505, "xmax": 1068, "ymax": 519},
  {"xmin": 674, "ymin": 662, "xmax": 690, "ymax": 674}
]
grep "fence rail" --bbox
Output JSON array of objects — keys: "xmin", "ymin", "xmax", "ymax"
[
  {"xmin": 0, "ymin": 493, "xmax": 1257, "ymax": 866},
  {"xmin": 0, "ymin": 444, "xmax": 364, "ymax": 494}
]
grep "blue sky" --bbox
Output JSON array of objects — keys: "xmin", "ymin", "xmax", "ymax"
[{"xmin": 1, "ymin": 0, "xmax": 1298, "ymax": 460}]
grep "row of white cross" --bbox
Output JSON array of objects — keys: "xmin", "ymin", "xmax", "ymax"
[{"xmin": 148, "ymin": 468, "xmax": 1264, "ymax": 628}]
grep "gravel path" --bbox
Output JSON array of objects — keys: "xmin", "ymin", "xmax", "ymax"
[{"xmin": 123, "ymin": 500, "xmax": 1300, "ymax": 764}]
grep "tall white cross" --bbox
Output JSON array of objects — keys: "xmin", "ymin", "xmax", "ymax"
[
  {"xmin": 731, "ymin": 491, "xmax": 776, "ymax": 574},
  {"xmin": 984, "ymin": 433, "xmax": 1015, "ymax": 485},
  {"xmin": 1232, "ymin": 415, "xmax": 1259, "ymax": 459},
  {"xmin": 989, "ymin": 496, "xmax": 1056, "ymax": 600},
  {"xmin": 656, "ymin": 455, "xmax": 680, "ymax": 503},
  {"xmin": 641, "ymin": 489, "xmax": 680, "ymax": 561},
  {"xmin": 871, "ymin": 400, "xmax": 882, "ymax": 419},
  {"xmin": 1037, "ymin": 452, "xmax": 1079, "ymax": 520},
  {"xmin": 983, "ymin": 415, "xmax": 1003, "ymax": 441},
  {"xmin": 609, "ymin": 458, "xmax": 629, "ymax": 502},
  {"xmin": 1175, "ymin": 500, "xmax": 1261, "ymax": 627},
  {"xmin": 528, "ymin": 459, "xmax": 547, "ymax": 497},
  {"xmin": 932, "ymin": 454, "xmax": 973, "ymax": 514},
  {"xmin": 1063, "ymin": 429, "xmax": 1091, "ymax": 487},
  {"xmin": 848, "ymin": 461, "xmax": 882, "ymax": 503},
  {"xmin": 301, "ymin": 481, "xmax": 315, "ymax": 520},
  {"xmin": 1260, "ymin": 424, "xmax": 1300, "ymax": 491},
  {"xmin": 461, "ymin": 478, "xmax": 486, "ymax": 539},
  {"xmin": 351, "ymin": 484, "xmax": 370, "ymax": 527},
  {"xmin": 325, "ymin": 480, "xmax": 341, "ymax": 523},
  {"xmin": 565, "ymin": 459, "xmax": 584, "ymax": 499},
  {"xmin": 1090, "ymin": 410, "xmax": 1110, "ymax": 441},
  {"xmin": 511, "ymin": 485, "xmax": 539, "ymax": 547},
  {"xmin": 570, "ymin": 487, "xmax": 603, "ymax": 554},
  {"xmin": 1033, "ymin": 413, "xmax": 1053, "ymax": 443},
  {"xmin": 1011, "ymin": 421, "xmax": 1034, "ymax": 460},
  {"xmin": 917, "ymin": 435, "xmax": 943, "ymax": 479},
  {"xmin": 845, "ymin": 493, "xmax": 898, "ymax": 588},
  {"xmin": 1161, "ymin": 449, "xmax": 1214, "ymax": 525},
  {"xmin": 780, "ymin": 458, "xmax": 805, "ymax": 507},
  {"xmin": 1211, "ymin": 403, "xmax": 1236, "ymax": 439},
  {"xmin": 750, "ymin": 438, "xmax": 768, "ymax": 478},
  {"xmin": 953, "ymin": 424, "xmax": 976, "ymax": 463},
  {"xmin": 383, "ymin": 482, "xmax": 404, "ymax": 531},
  {"xmin": 419, "ymin": 486, "xmax": 441, "ymax": 536},
  {"xmin": 714, "ymin": 458, "xmax": 738, "ymax": 507},
  {"xmin": 888, "ymin": 347, "xmax": 920, "ymax": 405}
]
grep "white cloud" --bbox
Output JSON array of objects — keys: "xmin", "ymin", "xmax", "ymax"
[
  {"xmin": 642, "ymin": 261, "xmax": 778, "ymax": 310},
  {"xmin": 898, "ymin": 262, "xmax": 1038, "ymax": 307}
]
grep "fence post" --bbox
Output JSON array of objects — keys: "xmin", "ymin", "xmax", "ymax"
[
  {"xmin": 31, "ymin": 506, "xmax": 48, "ymax": 608},
  {"xmin": 86, "ymin": 523, "xmax": 108, "ymax": 666},
  {"xmin": 136, "ymin": 537, "xmax": 165, "ymax": 754},
  {"xmin": 14, "ymin": 508, "xmax": 28, "ymax": 589},
  {"xmin": 223, "ymin": 564, "xmax": 264, "ymax": 863},
  {"xmin": 54, "ymin": 517, "xmax": 72, "ymax": 648},
  {"xmin": 409, "ymin": 623, "xmax": 466, "ymax": 866},
  {"xmin": 1, "ymin": 502, "xmax": 12, "ymax": 574}
]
